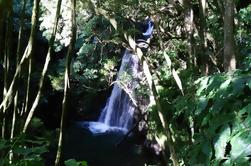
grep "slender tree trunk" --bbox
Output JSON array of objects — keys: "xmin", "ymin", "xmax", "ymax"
[
  {"xmin": 223, "ymin": 0, "xmax": 236, "ymax": 72},
  {"xmin": 1, "ymin": 0, "xmax": 13, "ymax": 138},
  {"xmin": 133, "ymin": 47, "xmax": 179, "ymax": 165},
  {"xmin": 0, "ymin": 13, "xmax": 4, "ymax": 134},
  {"xmin": 0, "ymin": 14, "xmax": 4, "ymax": 59},
  {"xmin": 142, "ymin": 59, "xmax": 179, "ymax": 166},
  {"xmin": 216, "ymin": 0, "xmax": 224, "ymax": 18},
  {"xmin": 9, "ymin": 0, "xmax": 27, "ymax": 163},
  {"xmin": 183, "ymin": 0, "xmax": 195, "ymax": 67},
  {"xmin": 22, "ymin": 0, "xmax": 36, "ymax": 116},
  {"xmin": 14, "ymin": 0, "xmax": 26, "ymax": 118},
  {"xmin": 22, "ymin": 0, "xmax": 33, "ymax": 114},
  {"xmin": 23, "ymin": 0, "xmax": 63, "ymax": 133},
  {"xmin": 198, "ymin": 0, "xmax": 209, "ymax": 75},
  {"xmin": 55, "ymin": 0, "xmax": 76, "ymax": 164},
  {"xmin": 123, "ymin": 31, "xmax": 180, "ymax": 166},
  {"xmin": 0, "ymin": 0, "xmax": 40, "ymax": 112},
  {"xmin": 23, "ymin": 52, "xmax": 32, "ymax": 115}
]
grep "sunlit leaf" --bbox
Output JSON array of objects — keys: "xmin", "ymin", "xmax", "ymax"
[
  {"xmin": 195, "ymin": 96, "xmax": 208, "ymax": 115},
  {"xmin": 230, "ymin": 131, "xmax": 251, "ymax": 161},
  {"xmin": 136, "ymin": 47, "xmax": 143, "ymax": 59},
  {"xmin": 109, "ymin": 18, "xmax": 117, "ymax": 30},
  {"xmin": 163, "ymin": 51, "xmax": 171, "ymax": 68},
  {"xmin": 128, "ymin": 35, "xmax": 136, "ymax": 50},
  {"xmin": 172, "ymin": 69, "xmax": 184, "ymax": 95},
  {"xmin": 220, "ymin": 79, "xmax": 231, "ymax": 89},
  {"xmin": 196, "ymin": 77, "xmax": 209, "ymax": 96}
]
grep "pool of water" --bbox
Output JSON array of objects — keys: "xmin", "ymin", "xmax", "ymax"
[
  {"xmin": 61, "ymin": 122, "xmax": 164, "ymax": 166},
  {"xmin": 76, "ymin": 121, "xmax": 128, "ymax": 135}
]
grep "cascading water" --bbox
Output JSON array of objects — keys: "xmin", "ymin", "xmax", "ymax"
[
  {"xmin": 98, "ymin": 49, "xmax": 139, "ymax": 130},
  {"xmin": 77, "ymin": 19, "xmax": 154, "ymax": 134},
  {"xmin": 79, "ymin": 50, "xmax": 139, "ymax": 134}
]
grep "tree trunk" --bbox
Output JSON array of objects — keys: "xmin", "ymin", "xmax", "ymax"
[
  {"xmin": 1, "ymin": 0, "xmax": 13, "ymax": 138},
  {"xmin": 142, "ymin": 59, "xmax": 179, "ymax": 166},
  {"xmin": 55, "ymin": 0, "xmax": 76, "ymax": 164},
  {"xmin": 10, "ymin": 0, "xmax": 27, "ymax": 162},
  {"xmin": 23, "ymin": 0, "xmax": 62, "ymax": 133},
  {"xmin": 183, "ymin": 0, "xmax": 195, "ymax": 67},
  {"xmin": 223, "ymin": 0, "xmax": 236, "ymax": 72},
  {"xmin": 0, "ymin": 14, "xmax": 4, "ymax": 61},
  {"xmin": 198, "ymin": 0, "xmax": 209, "ymax": 75},
  {"xmin": 23, "ymin": 55, "xmax": 32, "ymax": 115},
  {"xmin": 0, "ymin": 0, "xmax": 40, "ymax": 112}
]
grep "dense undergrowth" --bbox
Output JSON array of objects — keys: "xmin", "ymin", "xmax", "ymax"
[{"xmin": 154, "ymin": 67, "xmax": 251, "ymax": 165}]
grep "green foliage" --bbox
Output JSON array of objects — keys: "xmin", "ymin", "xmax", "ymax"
[
  {"xmin": 163, "ymin": 70, "xmax": 251, "ymax": 165},
  {"xmin": 146, "ymin": 39, "xmax": 251, "ymax": 164},
  {"xmin": 48, "ymin": 59, "xmax": 65, "ymax": 91},
  {"xmin": 13, "ymin": 0, "xmax": 33, "ymax": 31},
  {"xmin": 48, "ymin": 13, "xmax": 120, "ymax": 92},
  {"xmin": 39, "ymin": 0, "xmax": 72, "ymax": 51},
  {"xmin": 0, "ymin": 134, "xmax": 49, "ymax": 166},
  {"xmin": 64, "ymin": 159, "xmax": 88, "ymax": 166},
  {"xmin": 237, "ymin": 4, "xmax": 251, "ymax": 62},
  {"xmin": 39, "ymin": 0, "xmax": 96, "ymax": 51}
]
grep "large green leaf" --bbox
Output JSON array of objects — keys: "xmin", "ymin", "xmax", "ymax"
[
  {"xmin": 214, "ymin": 125, "xmax": 231, "ymax": 160},
  {"xmin": 189, "ymin": 138, "xmax": 212, "ymax": 165},
  {"xmin": 239, "ymin": 103, "xmax": 251, "ymax": 126},
  {"xmin": 208, "ymin": 113, "xmax": 234, "ymax": 136},
  {"xmin": 196, "ymin": 77, "xmax": 209, "ymax": 96},
  {"xmin": 211, "ymin": 98, "xmax": 224, "ymax": 112},
  {"xmin": 230, "ymin": 130, "xmax": 251, "ymax": 162},
  {"xmin": 220, "ymin": 79, "xmax": 231, "ymax": 90},
  {"xmin": 232, "ymin": 78, "xmax": 246, "ymax": 95},
  {"xmin": 195, "ymin": 96, "xmax": 208, "ymax": 115}
]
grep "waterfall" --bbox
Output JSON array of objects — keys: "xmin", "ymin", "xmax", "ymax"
[
  {"xmin": 77, "ymin": 19, "xmax": 153, "ymax": 134},
  {"xmin": 78, "ymin": 50, "xmax": 139, "ymax": 134},
  {"xmin": 98, "ymin": 50, "xmax": 139, "ymax": 130}
]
